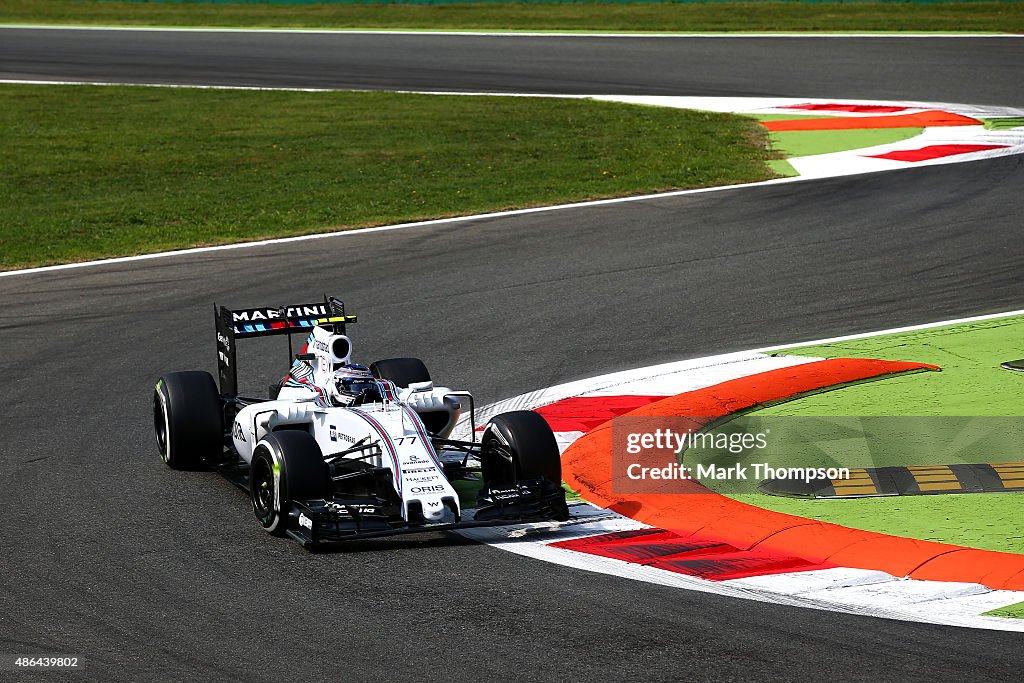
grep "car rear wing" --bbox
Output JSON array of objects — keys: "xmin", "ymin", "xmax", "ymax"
[{"xmin": 214, "ymin": 295, "xmax": 356, "ymax": 395}]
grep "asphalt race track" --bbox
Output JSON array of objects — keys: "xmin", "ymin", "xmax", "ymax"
[
  {"xmin": 2, "ymin": 29, "xmax": 1024, "ymax": 107},
  {"xmin": 1, "ymin": 29, "xmax": 1023, "ymax": 682}
]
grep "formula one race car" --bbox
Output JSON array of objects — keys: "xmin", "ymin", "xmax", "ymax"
[{"xmin": 153, "ymin": 295, "xmax": 569, "ymax": 547}]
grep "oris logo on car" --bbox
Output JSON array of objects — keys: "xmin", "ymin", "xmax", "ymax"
[
  {"xmin": 410, "ymin": 484, "xmax": 445, "ymax": 494},
  {"xmin": 334, "ymin": 504, "xmax": 378, "ymax": 517}
]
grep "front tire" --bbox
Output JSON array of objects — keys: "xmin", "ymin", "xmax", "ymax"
[
  {"xmin": 480, "ymin": 410, "xmax": 562, "ymax": 488},
  {"xmin": 249, "ymin": 431, "xmax": 328, "ymax": 536},
  {"xmin": 153, "ymin": 371, "xmax": 222, "ymax": 470}
]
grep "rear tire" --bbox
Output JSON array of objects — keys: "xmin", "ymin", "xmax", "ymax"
[
  {"xmin": 153, "ymin": 371, "xmax": 222, "ymax": 470},
  {"xmin": 250, "ymin": 431, "xmax": 328, "ymax": 536},
  {"xmin": 481, "ymin": 411, "xmax": 561, "ymax": 488},
  {"xmin": 369, "ymin": 357, "xmax": 431, "ymax": 388}
]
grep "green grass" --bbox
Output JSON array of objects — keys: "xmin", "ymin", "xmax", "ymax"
[
  {"xmin": 717, "ymin": 316, "xmax": 1024, "ymax": 554},
  {"xmin": 2, "ymin": 1, "xmax": 1023, "ymax": 32},
  {"xmin": 0, "ymin": 85, "xmax": 779, "ymax": 269}
]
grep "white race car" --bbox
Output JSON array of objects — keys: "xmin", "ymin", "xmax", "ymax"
[{"xmin": 153, "ymin": 296, "xmax": 569, "ymax": 547}]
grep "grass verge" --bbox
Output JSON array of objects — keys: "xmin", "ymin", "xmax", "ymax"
[
  {"xmin": 0, "ymin": 84, "xmax": 779, "ymax": 270},
  {"xmin": 1, "ymin": 1, "xmax": 1023, "ymax": 33},
  {"xmin": 723, "ymin": 316, "xmax": 1024, "ymax": 554}
]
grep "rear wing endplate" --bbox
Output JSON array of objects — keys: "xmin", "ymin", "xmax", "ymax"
[{"xmin": 214, "ymin": 295, "xmax": 356, "ymax": 395}]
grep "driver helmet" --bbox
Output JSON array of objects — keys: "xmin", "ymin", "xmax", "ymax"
[{"xmin": 332, "ymin": 363, "xmax": 381, "ymax": 406}]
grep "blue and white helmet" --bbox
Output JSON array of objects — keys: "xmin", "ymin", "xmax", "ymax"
[{"xmin": 332, "ymin": 363, "xmax": 380, "ymax": 406}]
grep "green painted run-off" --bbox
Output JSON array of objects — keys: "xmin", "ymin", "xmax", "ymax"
[{"xmin": 728, "ymin": 315, "xmax": 1024, "ymax": 555}]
